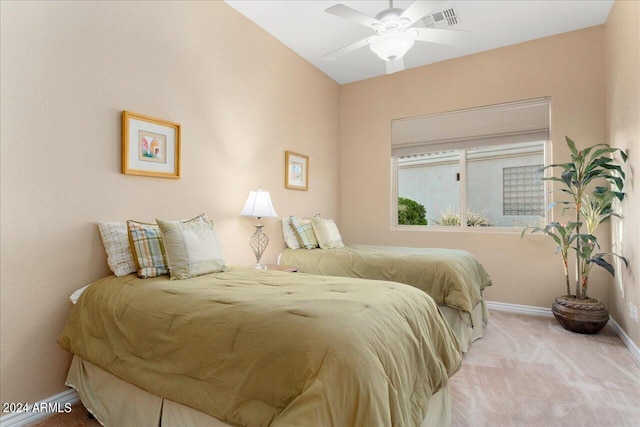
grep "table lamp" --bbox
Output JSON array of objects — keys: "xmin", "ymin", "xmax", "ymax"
[{"xmin": 240, "ymin": 188, "xmax": 278, "ymax": 269}]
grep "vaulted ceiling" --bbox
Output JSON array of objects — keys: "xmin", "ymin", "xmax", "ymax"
[{"xmin": 225, "ymin": 0, "xmax": 614, "ymax": 84}]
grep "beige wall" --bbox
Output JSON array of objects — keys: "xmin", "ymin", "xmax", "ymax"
[
  {"xmin": 339, "ymin": 27, "xmax": 614, "ymax": 311},
  {"xmin": 2, "ymin": 0, "xmax": 637, "ymax": 411},
  {"xmin": 605, "ymin": 0, "xmax": 640, "ymax": 345},
  {"xmin": 0, "ymin": 1, "xmax": 339, "ymax": 404}
]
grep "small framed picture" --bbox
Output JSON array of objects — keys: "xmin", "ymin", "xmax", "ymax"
[
  {"xmin": 285, "ymin": 151, "xmax": 308, "ymax": 191},
  {"xmin": 122, "ymin": 111, "xmax": 181, "ymax": 178}
]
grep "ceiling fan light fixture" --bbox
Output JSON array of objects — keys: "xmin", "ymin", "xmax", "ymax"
[{"xmin": 370, "ymin": 31, "xmax": 415, "ymax": 61}]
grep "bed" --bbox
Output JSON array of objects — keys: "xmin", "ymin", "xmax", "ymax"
[
  {"xmin": 59, "ymin": 266, "xmax": 462, "ymax": 426},
  {"xmin": 278, "ymin": 244, "xmax": 492, "ymax": 352}
]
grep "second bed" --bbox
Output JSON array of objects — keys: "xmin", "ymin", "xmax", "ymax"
[{"xmin": 279, "ymin": 243, "xmax": 492, "ymax": 352}]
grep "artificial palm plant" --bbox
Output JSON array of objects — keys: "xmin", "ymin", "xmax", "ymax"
[{"xmin": 523, "ymin": 136, "xmax": 628, "ymax": 302}]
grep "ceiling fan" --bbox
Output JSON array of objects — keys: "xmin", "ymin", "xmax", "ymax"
[{"xmin": 323, "ymin": 0, "xmax": 463, "ymax": 74}]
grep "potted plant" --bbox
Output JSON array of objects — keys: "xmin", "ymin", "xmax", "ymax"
[{"xmin": 522, "ymin": 136, "xmax": 628, "ymax": 334}]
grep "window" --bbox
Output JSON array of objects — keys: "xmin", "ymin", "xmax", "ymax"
[
  {"xmin": 502, "ymin": 165, "xmax": 544, "ymax": 216},
  {"xmin": 392, "ymin": 98, "xmax": 550, "ymax": 229}
]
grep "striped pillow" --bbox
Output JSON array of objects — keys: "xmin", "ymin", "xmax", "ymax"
[
  {"xmin": 290, "ymin": 216, "xmax": 319, "ymax": 250},
  {"xmin": 127, "ymin": 214, "xmax": 208, "ymax": 278},
  {"xmin": 127, "ymin": 220, "xmax": 168, "ymax": 278}
]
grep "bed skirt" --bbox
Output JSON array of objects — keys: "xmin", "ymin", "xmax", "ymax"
[
  {"xmin": 66, "ymin": 355, "xmax": 452, "ymax": 426},
  {"xmin": 440, "ymin": 300, "xmax": 487, "ymax": 353}
]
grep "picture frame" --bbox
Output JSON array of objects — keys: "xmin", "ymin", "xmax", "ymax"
[
  {"xmin": 285, "ymin": 151, "xmax": 308, "ymax": 191},
  {"xmin": 122, "ymin": 111, "xmax": 181, "ymax": 178}
]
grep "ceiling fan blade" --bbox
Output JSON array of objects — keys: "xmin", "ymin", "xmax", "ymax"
[
  {"xmin": 325, "ymin": 4, "xmax": 382, "ymax": 28},
  {"xmin": 322, "ymin": 36, "xmax": 376, "ymax": 61},
  {"xmin": 400, "ymin": 0, "xmax": 449, "ymax": 26},
  {"xmin": 412, "ymin": 28, "xmax": 467, "ymax": 45},
  {"xmin": 386, "ymin": 57, "xmax": 405, "ymax": 74}
]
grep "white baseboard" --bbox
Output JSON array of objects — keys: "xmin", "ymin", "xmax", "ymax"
[
  {"xmin": 486, "ymin": 300, "xmax": 553, "ymax": 317},
  {"xmin": 0, "ymin": 388, "xmax": 79, "ymax": 427},
  {"xmin": 487, "ymin": 300, "xmax": 640, "ymax": 366},
  {"xmin": 608, "ymin": 316, "xmax": 640, "ymax": 366}
]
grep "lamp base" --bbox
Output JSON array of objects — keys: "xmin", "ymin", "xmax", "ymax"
[{"xmin": 248, "ymin": 224, "xmax": 269, "ymax": 270}]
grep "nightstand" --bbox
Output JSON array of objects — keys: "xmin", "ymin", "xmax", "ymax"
[{"xmin": 263, "ymin": 264, "xmax": 298, "ymax": 273}]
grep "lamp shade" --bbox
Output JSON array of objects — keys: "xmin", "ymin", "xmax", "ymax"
[
  {"xmin": 370, "ymin": 32, "xmax": 415, "ymax": 61},
  {"xmin": 240, "ymin": 189, "xmax": 278, "ymax": 218}
]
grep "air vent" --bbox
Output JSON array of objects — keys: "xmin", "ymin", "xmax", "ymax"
[{"xmin": 420, "ymin": 7, "xmax": 460, "ymax": 29}]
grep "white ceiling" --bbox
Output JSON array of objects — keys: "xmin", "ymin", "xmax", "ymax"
[{"xmin": 225, "ymin": 0, "xmax": 614, "ymax": 84}]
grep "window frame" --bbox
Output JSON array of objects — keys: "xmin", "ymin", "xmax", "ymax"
[
  {"xmin": 391, "ymin": 141, "xmax": 552, "ymax": 232},
  {"xmin": 390, "ymin": 98, "xmax": 552, "ymax": 232}
]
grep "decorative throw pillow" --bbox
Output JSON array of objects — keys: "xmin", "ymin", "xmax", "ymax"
[
  {"xmin": 311, "ymin": 218, "xmax": 345, "ymax": 249},
  {"xmin": 98, "ymin": 222, "xmax": 137, "ymax": 276},
  {"xmin": 127, "ymin": 220, "xmax": 168, "ymax": 278},
  {"xmin": 157, "ymin": 218, "xmax": 226, "ymax": 280},
  {"xmin": 290, "ymin": 216, "xmax": 319, "ymax": 250},
  {"xmin": 126, "ymin": 213, "xmax": 209, "ymax": 278},
  {"xmin": 281, "ymin": 217, "xmax": 302, "ymax": 250}
]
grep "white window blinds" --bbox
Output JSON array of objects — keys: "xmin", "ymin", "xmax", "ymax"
[{"xmin": 391, "ymin": 98, "xmax": 551, "ymax": 157}]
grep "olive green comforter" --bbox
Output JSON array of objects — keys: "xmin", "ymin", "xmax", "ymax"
[
  {"xmin": 279, "ymin": 244, "xmax": 492, "ymax": 325},
  {"xmin": 59, "ymin": 267, "xmax": 461, "ymax": 427}
]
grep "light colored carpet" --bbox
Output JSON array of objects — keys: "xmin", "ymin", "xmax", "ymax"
[
  {"xmin": 450, "ymin": 310, "xmax": 640, "ymax": 427},
  {"xmin": 30, "ymin": 310, "xmax": 640, "ymax": 426}
]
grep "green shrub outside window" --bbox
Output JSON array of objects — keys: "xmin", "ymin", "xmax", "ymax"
[{"xmin": 398, "ymin": 197, "xmax": 428, "ymax": 225}]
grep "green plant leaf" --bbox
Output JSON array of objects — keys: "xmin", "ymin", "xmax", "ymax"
[
  {"xmin": 565, "ymin": 136, "xmax": 578, "ymax": 156},
  {"xmin": 561, "ymin": 170, "xmax": 574, "ymax": 187},
  {"xmin": 588, "ymin": 146, "xmax": 615, "ymax": 160},
  {"xmin": 589, "ymin": 256, "xmax": 615, "ymax": 276},
  {"xmin": 593, "ymin": 186, "xmax": 608, "ymax": 195},
  {"xmin": 542, "ymin": 176, "xmax": 565, "ymax": 183},
  {"xmin": 620, "ymin": 150, "xmax": 628, "ymax": 162},
  {"xmin": 598, "ymin": 163, "xmax": 625, "ymax": 179}
]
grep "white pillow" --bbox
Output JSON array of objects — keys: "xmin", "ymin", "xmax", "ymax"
[
  {"xmin": 281, "ymin": 217, "xmax": 302, "ymax": 249},
  {"xmin": 69, "ymin": 284, "xmax": 90, "ymax": 304},
  {"xmin": 98, "ymin": 222, "xmax": 136, "ymax": 276}
]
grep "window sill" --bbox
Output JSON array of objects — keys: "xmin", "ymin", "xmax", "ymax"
[{"xmin": 391, "ymin": 225, "xmax": 528, "ymax": 234}]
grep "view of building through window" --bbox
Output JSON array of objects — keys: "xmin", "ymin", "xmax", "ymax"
[
  {"xmin": 397, "ymin": 141, "xmax": 546, "ymax": 228},
  {"xmin": 392, "ymin": 98, "xmax": 550, "ymax": 229}
]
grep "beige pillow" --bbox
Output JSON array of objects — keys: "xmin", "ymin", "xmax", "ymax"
[
  {"xmin": 311, "ymin": 218, "xmax": 344, "ymax": 249},
  {"xmin": 127, "ymin": 214, "xmax": 208, "ymax": 279},
  {"xmin": 157, "ymin": 217, "xmax": 225, "ymax": 279}
]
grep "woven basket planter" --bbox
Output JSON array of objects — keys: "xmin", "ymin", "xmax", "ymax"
[{"xmin": 552, "ymin": 296, "xmax": 609, "ymax": 334}]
